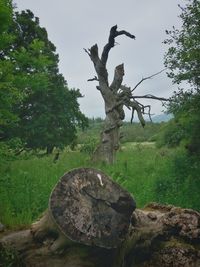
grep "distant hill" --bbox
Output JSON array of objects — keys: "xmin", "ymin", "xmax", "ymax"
[
  {"xmin": 88, "ymin": 114, "xmax": 173, "ymax": 124},
  {"xmin": 152, "ymin": 113, "xmax": 173, "ymax": 123}
]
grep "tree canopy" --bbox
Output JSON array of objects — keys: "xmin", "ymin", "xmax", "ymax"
[
  {"xmin": 0, "ymin": 0, "xmax": 18, "ymax": 131},
  {"xmin": 0, "ymin": 1, "xmax": 88, "ymax": 153},
  {"xmin": 164, "ymin": 0, "xmax": 200, "ymax": 87},
  {"xmin": 164, "ymin": 0, "xmax": 200, "ymax": 155}
]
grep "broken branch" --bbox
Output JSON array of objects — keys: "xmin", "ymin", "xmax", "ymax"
[
  {"xmin": 131, "ymin": 69, "xmax": 166, "ymax": 92},
  {"xmin": 110, "ymin": 64, "xmax": 124, "ymax": 92},
  {"xmin": 84, "ymin": 48, "xmax": 91, "ymax": 57},
  {"xmin": 132, "ymin": 94, "xmax": 169, "ymax": 101},
  {"xmin": 88, "ymin": 76, "xmax": 99, "ymax": 82},
  {"xmin": 101, "ymin": 25, "xmax": 135, "ymax": 65}
]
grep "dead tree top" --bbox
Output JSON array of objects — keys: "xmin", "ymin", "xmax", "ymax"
[
  {"xmin": 49, "ymin": 168, "xmax": 136, "ymax": 248},
  {"xmin": 101, "ymin": 25, "xmax": 135, "ymax": 65},
  {"xmin": 85, "ymin": 25, "xmax": 169, "ymax": 125}
]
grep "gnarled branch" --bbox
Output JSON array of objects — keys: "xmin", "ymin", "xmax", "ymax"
[
  {"xmin": 88, "ymin": 76, "xmax": 99, "ymax": 82},
  {"xmin": 118, "ymin": 85, "xmax": 169, "ymax": 125},
  {"xmin": 101, "ymin": 25, "xmax": 135, "ymax": 65},
  {"xmin": 128, "ymin": 100, "xmax": 146, "ymax": 127}
]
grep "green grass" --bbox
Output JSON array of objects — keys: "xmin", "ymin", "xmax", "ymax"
[
  {"xmin": 0, "ymin": 143, "xmax": 200, "ymax": 228},
  {"xmin": 0, "ymin": 151, "xmax": 90, "ymax": 227},
  {"xmin": 99, "ymin": 143, "xmax": 173, "ymax": 207}
]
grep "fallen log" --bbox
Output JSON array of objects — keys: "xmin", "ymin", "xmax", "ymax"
[{"xmin": 1, "ymin": 168, "xmax": 200, "ymax": 267}]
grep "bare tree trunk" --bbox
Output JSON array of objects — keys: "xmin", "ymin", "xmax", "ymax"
[
  {"xmin": 85, "ymin": 26, "xmax": 133, "ymax": 164},
  {"xmin": 93, "ymin": 97, "xmax": 124, "ymax": 164}
]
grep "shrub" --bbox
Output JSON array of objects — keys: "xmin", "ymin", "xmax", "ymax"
[
  {"xmin": 156, "ymin": 119, "xmax": 186, "ymax": 148},
  {"xmin": 80, "ymin": 138, "xmax": 98, "ymax": 155}
]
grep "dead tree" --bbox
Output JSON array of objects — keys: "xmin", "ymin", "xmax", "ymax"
[{"xmin": 85, "ymin": 25, "xmax": 168, "ymax": 164}]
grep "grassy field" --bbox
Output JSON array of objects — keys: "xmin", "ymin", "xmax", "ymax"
[{"xmin": 0, "ymin": 142, "xmax": 200, "ymax": 228}]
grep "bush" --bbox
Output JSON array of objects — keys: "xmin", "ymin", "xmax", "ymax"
[
  {"xmin": 154, "ymin": 149, "xmax": 200, "ymax": 210},
  {"xmin": 156, "ymin": 119, "xmax": 186, "ymax": 148},
  {"xmin": 80, "ymin": 138, "xmax": 98, "ymax": 155}
]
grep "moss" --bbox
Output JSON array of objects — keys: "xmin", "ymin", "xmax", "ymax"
[
  {"xmin": 160, "ymin": 237, "xmax": 194, "ymax": 250},
  {"xmin": 0, "ymin": 245, "xmax": 24, "ymax": 267},
  {"xmin": 143, "ymin": 202, "xmax": 174, "ymax": 213}
]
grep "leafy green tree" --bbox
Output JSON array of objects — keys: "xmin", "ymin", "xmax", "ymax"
[
  {"xmin": 156, "ymin": 119, "xmax": 186, "ymax": 148},
  {"xmin": 164, "ymin": 0, "xmax": 200, "ymax": 155},
  {"xmin": 1, "ymin": 7, "xmax": 88, "ymax": 153},
  {"xmin": 0, "ymin": 0, "xmax": 19, "ymax": 136},
  {"xmin": 164, "ymin": 0, "xmax": 200, "ymax": 86},
  {"xmin": 0, "ymin": 0, "xmax": 12, "ymax": 37}
]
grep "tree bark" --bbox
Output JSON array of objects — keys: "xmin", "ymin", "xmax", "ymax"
[
  {"xmin": 1, "ymin": 203, "xmax": 200, "ymax": 267},
  {"xmin": 90, "ymin": 59, "xmax": 126, "ymax": 164},
  {"xmin": 85, "ymin": 27, "xmax": 133, "ymax": 164},
  {"xmin": 92, "ymin": 94, "xmax": 124, "ymax": 164}
]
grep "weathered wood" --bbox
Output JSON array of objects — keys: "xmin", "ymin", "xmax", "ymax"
[
  {"xmin": 0, "ymin": 229, "xmax": 115, "ymax": 267},
  {"xmin": 85, "ymin": 26, "xmax": 169, "ymax": 164},
  {"xmin": 85, "ymin": 26, "xmax": 133, "ymax": 164},
  {"xmin": 1, "ymin": 168, "xmax": 200, "ymax": 266},
  {"xmin": 32, "ymin": 168, "xmax": 136, "ymax": 251},
  {"xmin": 119, "ymin": 203, "xmax": 200, "ymax": 267},
  {"xmin": 1, "ymin": 203, "xmax": 200, "ymax": 267}
]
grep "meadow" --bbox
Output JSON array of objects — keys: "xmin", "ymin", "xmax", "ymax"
[{"xmin": 1, "ymin": 142, "xmax": 199, "ymax": 228}]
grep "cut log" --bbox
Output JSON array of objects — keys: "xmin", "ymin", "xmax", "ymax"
[{"xmin": 32, "ymin": 168, "xmax": 136, "ymax": 251}]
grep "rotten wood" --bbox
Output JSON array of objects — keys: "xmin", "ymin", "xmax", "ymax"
[
  {"xmin": 29, "ymin": 168, "xmax": 136, "ymax": 253},
  {"xmin": 1, "ymin": 203, "xmax": 200, "ymax": 267}
]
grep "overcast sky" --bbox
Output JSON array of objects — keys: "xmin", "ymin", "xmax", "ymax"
[{"xmin": 14, "ymin": 0, "xmax": 182, "ymax": 119}]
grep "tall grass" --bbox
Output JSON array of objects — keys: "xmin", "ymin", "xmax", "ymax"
[
  {"xmin": 0, "ymin": 143, "xmax": 200, "ymax": 228},
  {"xmin": 99, "ymin": 143, "xmax": 173, "ymax": 207},
  {"xmin": 0, "ymin": 152, "xmax": 89, "ymax": 227}
]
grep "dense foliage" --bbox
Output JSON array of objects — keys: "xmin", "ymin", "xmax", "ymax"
[
  {"xmin": 0, "ymin": 1, "xmax": 88, "ymax": 154},
  {"xmin": 164, "ymin": 0, "xmax": 200, "ymax": 155},
  {"xmin": 0, "ymin": 0, "xmax": 17, "ymax": 130}
]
